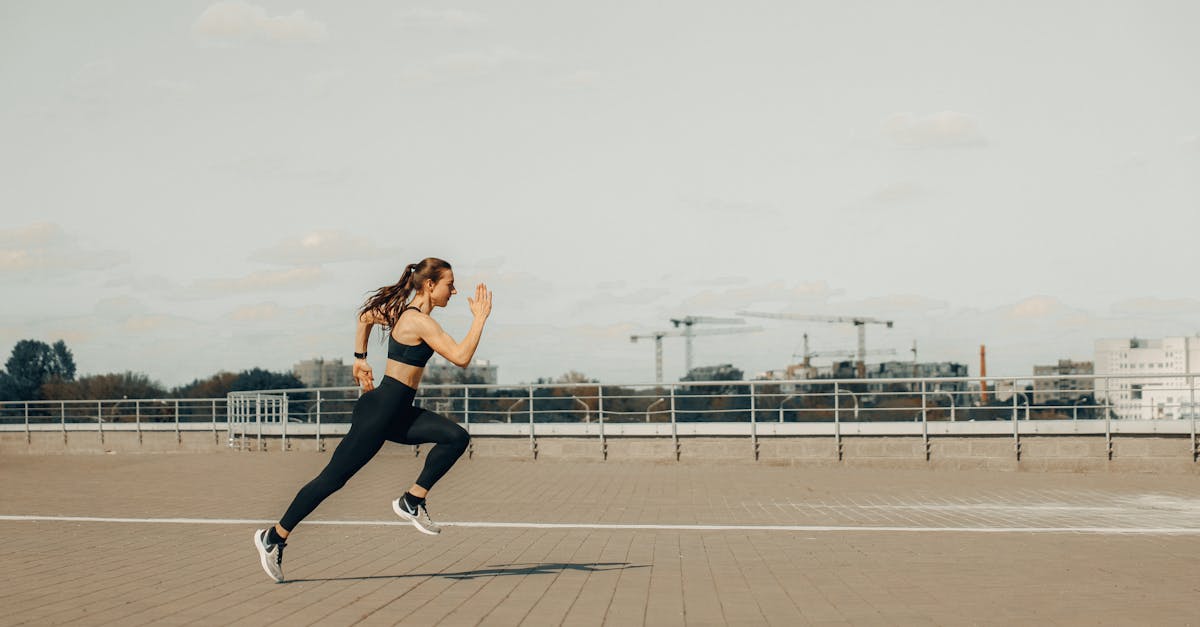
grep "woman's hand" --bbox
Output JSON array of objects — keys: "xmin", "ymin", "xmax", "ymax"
[
  {"xmin": 353, "ymin": 358, "xmax": 375, "ymax": 392},
  {"xmin": 467, "ymin": 283, "xmax": 492, "ymax": 320}
]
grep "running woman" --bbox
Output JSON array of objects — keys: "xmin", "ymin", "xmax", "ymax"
[{"xmin": 254, "ymin": 257, "xmax": 492, "ymax": 582}]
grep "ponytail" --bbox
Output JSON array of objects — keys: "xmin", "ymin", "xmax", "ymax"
[{"xmin": 359, "ymin": 257, "xmax": 452, "ymax": 330}]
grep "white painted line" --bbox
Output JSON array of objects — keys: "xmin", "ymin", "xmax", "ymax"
[{"xmin": 1, "ymin": 514, "xmax": 1199, "ymax": 535}]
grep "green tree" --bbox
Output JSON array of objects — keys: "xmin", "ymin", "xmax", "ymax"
[
  {"xmin": 42, "ymin": 372, "xmax": 167, "ymax": 400},
  {"xmin": 172, "ymin": 372, "xmax": 239, "ymax": 398},
  {"xmin": 230, "ymin": 368, "xmax": 304, "ymax": 392},
  {"xmin": 0, "ymin": 339, "xmax": 77, "ymax": 401}
]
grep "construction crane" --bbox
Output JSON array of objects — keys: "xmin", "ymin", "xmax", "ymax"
[
  {"xmin": 668, "ymin": 316, "xmax": 746, "ymax": 373},
  {"xmin": 737, "ymin": 311, "xmax": 894, "ymax": 378},
  {"xmin": 630, "ymin": 326, "xmax": 761, "ymax": 383},
  {"xmin": 792, "ymin": 333, "xmax": 897, "ymax": 366}
]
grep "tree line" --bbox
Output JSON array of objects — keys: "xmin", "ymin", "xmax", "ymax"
[{"xmin": 0, "ymin": 339, "xmax": 302, "ymax": 402}]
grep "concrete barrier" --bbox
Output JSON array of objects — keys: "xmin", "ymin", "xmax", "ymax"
[{"xmin": 3, "ymin": 428, "xmax": 1198, "ymax": 473}]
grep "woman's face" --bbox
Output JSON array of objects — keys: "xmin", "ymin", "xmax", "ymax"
[{"xmin": 428, "ymin": 271, "xmax": 457, "ymax": 307}]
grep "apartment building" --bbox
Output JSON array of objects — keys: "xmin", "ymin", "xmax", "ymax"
[
  {"xmin": 1093, "ymin": 336, "xmax": 1199, "ymax": 419},
  {"xmin": 1032, "ymin": 359, "xmax": 1094, "ymax": 404}
]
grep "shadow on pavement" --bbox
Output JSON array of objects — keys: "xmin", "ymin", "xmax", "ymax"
[{"xmin": 284, "ymin": 561, "xmax": 647, "ymax": 583}]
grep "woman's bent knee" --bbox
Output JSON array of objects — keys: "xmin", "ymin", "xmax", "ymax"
[{"xmin": 449, "ymin": 424, "xmax": 470, "ymax": 450}]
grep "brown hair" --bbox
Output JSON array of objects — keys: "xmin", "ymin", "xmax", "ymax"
[{"xmin": 359, "ymin": 257, "xmax": 452, "ymax": 330}]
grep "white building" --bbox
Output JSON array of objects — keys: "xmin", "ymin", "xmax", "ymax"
[
  {"xmin": 293, "ymin": 358, "xmax": 354, "ymax": 388},
  {"xmin": 423, "ymin": 358, "xmax": 498, "ymax": 385},
  {"xmin": 1093, "ymin": 336, "xmax": 1200, "ymax": 419}
]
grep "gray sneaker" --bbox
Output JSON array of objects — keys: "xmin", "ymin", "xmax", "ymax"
[
  {"xmin": 253, "ymin": 529, "xmax": 285, "ymax": 583},
  {"xmin": 393, "ymin": 497, "xmax": 441, "ymax": 535}
]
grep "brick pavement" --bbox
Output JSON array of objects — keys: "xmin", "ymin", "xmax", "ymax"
[{"xmin": 2, "ymin": 451, "xmax": 1199, "ymax": 626}]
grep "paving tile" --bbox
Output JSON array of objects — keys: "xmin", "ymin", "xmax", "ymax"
[{"xmin": 2, "ymin": 453, "xmax": 1199, "ymax": 625}]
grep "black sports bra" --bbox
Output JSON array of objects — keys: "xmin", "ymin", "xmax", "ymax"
[{"xmin": 388, "ymin": 306, "xmax": 435, "ymax": 367}]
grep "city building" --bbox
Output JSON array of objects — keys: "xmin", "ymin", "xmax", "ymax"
[
  {"xmin": 864, "ymin": 361, "xmax": 969, "ymax": 393},
  {"xmin": 1094, "ymin": 336, "xmax": 1200, "ymax": 419},
  {"xmin": 1032, "ymin": 360, "xmax": 1094, "ymax": 404},
  {"xmin": 292, "ymin": 358, "xmax": 354, "ymax": 388},
  {"xmin": 423, "ymin": 358, "xmax": 499, "ymax": 385},
  {"xmin": 682, "ymin": 364, "xmax": 744, "ymax": 381}
]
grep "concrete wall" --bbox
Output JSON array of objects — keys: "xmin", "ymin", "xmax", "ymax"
[{"xmin": 3, "ymin": 431, "xmax": 1198, "ymax": 473}]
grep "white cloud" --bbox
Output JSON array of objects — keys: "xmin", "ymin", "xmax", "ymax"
[
  {"xmin": 191, "ymin": 267, "xmax": 325, "ymax": 295},
  {"xmin": 211, "ymin": 153, "xmax": 352, "ymax": 184},
  {"xmin": 839, "ymin": 294, "xmax": 949, "ymax": 315},
  {"xmin": 0, "ymin": 222, "xmax": 125, "ymax": 278},
  {"xmin": 151, "ymin": 79, "xmax": 197, "ymax": 96},
  {"xmin": 868, "ymin": 181, "xmax": 924, "ymax": 205},
  {"xmin": 398, "ymin": 47, "xmax": 542, "ymax": 83},
  {"xmin": 1111, "ymin": 297, "xmax": 1200, "ymax": 316},
  {"xmin": 193, "ymin": 2, "xmax": 328, "ymax": 45},
  {"xmin": 1005, "ymin": 295, "xmax": 1064, "ymax": 320},
  {"xmin": 555, "ymin": 69, "xmax": 605, "ymax": 88},
  {"xmin": 250, "ymin": 230, "xmax": 397, "ymax": 266},
  {"xmin": 883, "ymin": 111, "xmax": 986, "ymax": 148},
  {"xmin": 846, "ymin": 180, "xmax": 927, "ymax": 212},
  {"xmin": 228, "ymin": 303, "xmax": 283, "ymax": 322},
  {"xmin": 394, "ymin": 8, "xmax": 486, "ymax": 29},
  {"xmin": 677, "ymin": 280, "xmax": 844, "ymax": 312},
  {"xmin": 123, "ymin": 315, "xmax": 177, "ymax": 333},
  {"xmin": 0, "ymin": 222, "xmax": 65, "ymax": 246}
]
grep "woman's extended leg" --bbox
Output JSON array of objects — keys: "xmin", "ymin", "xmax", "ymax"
[
  {"xmin": 276, "ymin": 405, "xmax": 390, "ymax": 532},
  {"xmin": 253, "ymin": 385, "xmax": 402, "ymax": 582}
]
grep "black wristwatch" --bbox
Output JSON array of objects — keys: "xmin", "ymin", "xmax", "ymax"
[{"xmin": 354, "ymin": 351, "xmax": 367, "ymax": 359}]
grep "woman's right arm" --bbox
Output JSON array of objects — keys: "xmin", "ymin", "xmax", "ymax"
[{"xmin": 354, "ymin": 310, "xmax": 386, "ymax": 391}]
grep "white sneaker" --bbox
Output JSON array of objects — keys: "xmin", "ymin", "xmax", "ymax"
[
  {"xmin": 253, "ymin": 529, "xmax": 285, "ymax": 582},
  {"xmin": 392, "ymin": 497, "xmax": 441, "ymax": 535}
]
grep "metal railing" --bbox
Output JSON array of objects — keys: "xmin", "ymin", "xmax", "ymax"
[
  {"xmin": 5, "ymin": 373, "xmax": 1197, "ymax": 457},
  {"xmin": 219, "ymin": 373, "xmax": 1200, "ymax": 455},
  {"xmin": 0, "ymin": 397, "xmax": 227, "ymax": 445}
]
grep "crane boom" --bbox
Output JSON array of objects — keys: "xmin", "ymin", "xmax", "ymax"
[
  {"xmin": 631, "ymin": 326, "xmax": 761, "ymax": 383},
  {"xmin": 669, "ymin": 315, "xmax": 748, "ymax": 372},
  {"xmin": 736, "ymin": 310, "xmax": 894, "ymax": 378}
]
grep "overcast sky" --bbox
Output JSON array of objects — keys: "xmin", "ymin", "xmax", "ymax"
[{"xmin": 2, "ymin": 1, "xmax": 1198, "ymax": 387}]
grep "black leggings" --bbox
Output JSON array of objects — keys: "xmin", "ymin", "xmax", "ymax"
[{"xmin": 279, "ymin": 376, "xmax": 469, "ymax": 532}]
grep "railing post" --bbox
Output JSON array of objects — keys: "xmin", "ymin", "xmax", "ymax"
[
  {"xmin": 1105, "ymin": 378, "xmax": 1113, "ymax": 460},
  {"xmin": 211, "ymin": 399, "xmax": 218, "ymax": 442},
  {"xmin": 462, "ymin": 386, "xmax": 469, "ymax": 426},
  {"xmin": 598, "ymin": 385, "xmax": 607, "ymax": 460},
  {"xmin": 749, "ymin": 382, "xmax": 758, "ymax": 461},
  {"xmin": 1012, "ymin": 386, "xmax": 1021, "ymax": 460},
  {"xmin": 174, "ymin": 399, "xmax": 181, "ymax": 444},
  {"xmin": 1190, "ymin": 375, "xmax": 1196, "ymax": 462},
  {"xmin": 136, "ymin": 400, "xmax": 142, "ymax": 444},
  {"xmin": 96, "ymin": 401, "xmax": 104, "ymax": 444},
  {"xmin": 834, "ymin": 382, "xmax": 840, "ymax": 424},
  {"xmin": 463, "ymin": 387, "xmax": 472, "ymax": 459},
  {"xmin": 921, "ymin": 380, "xmax": 930, "ymax": 461},
  {"xmin": 528, "ymin": 385, "xmax": 537, "ymax": 459},
  {"xmin": 61, "ymin": 401, "xmax": 66, "ymax": 445},
  {"xmin": 315, "ymin": 390, "xmax": 323, "ymax": 453},
  {"xmin": 280, "ymin": 396, "xmax": 288, "ymax": 452},
  {"xmin": 833, "ymin": 383, "xmax": 843, "ymax": 461},
  {"xmin": 670, "ymin": 385, "xmax": 679, "ymax": 461},
  {"xmin": 24, "ymin": 402, "xmax": 30, "ymax": 444},
  {"xmin": 255, "ymin": 394, "xmax": 263, "ymax": 452}
]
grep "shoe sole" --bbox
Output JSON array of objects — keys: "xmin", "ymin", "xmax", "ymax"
[
  {"xmin": 253, "ymin": 529, "xmax": 285, "ymax": 583},
  {"xmin": 392, "ymin": 499, "xmax": 441, "ymax": 535}
]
